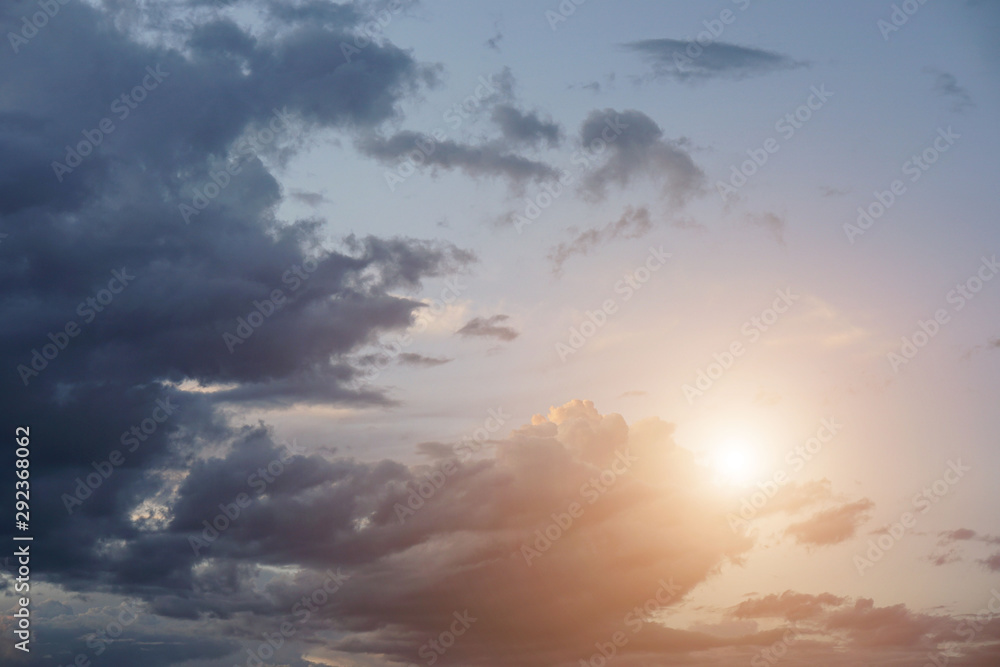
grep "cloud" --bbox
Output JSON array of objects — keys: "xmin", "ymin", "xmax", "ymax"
[
  {"xmin": 924, "ymin": 67, "xmax": 975, "ymax": 111},
  {"xmin": 485, "ymin": 22, "xmax": 503, "ymax": 51},
  {"xmin": 932, "ymin": 529, "xmax": 1000, "ymax": 569},
  {"xmin": 3, "ymin": 388, "xmax": 996, "ymax": 665},
  {"xmin": 625, "ymin": 39, "xmax": 804, "ymax": 83},
  {"xmin": 355, "ymin": 67, "xmax": 562, "ymax": 189},
  {"xmin": 548, "ymin": 205, "xmax": 653, "ymax": 275},
  {"xmin": 928, "ymin": 549, "xmax": 962, "ymax": 566},
  {"xmin": 397, "ymin": 352, "xmax": 452, "ymax": 366},
  {"xmin": 746, "ymin": 211, "xmax": 786, "ymax": 245},
  {"xmin": 202, "ymin": 400, "xmax": 758, "ymax": 665},
  {"xmin": 290, "ymin": 189, "xmax": 328, "ymax": 206},
  {"xmin": 938, "ymin": 528, "xmax": 980, "ymax": 544},
  {"xmin": 755, "ymin": 478, "xmax": 838, "ymax": 516},
  {"xmin": 456, "ymin": 314, "xmax": 519, "ymax": 341},
  {"xmin": 0, "ymin": 4, "xmax": 471, "ymax": 656},
  {"xmin": 357, "ymin": 131, "xmax": 559, "ymax": 187},
  {"xmin": 9, "ymin": 399, "xmax": 765, "ymax": 665},
  {"xmin": 578, "ymin": 109, "xmax": 704, "ymax": 204},
  {"xmin": 732, "ymin": 591, "xmax": 846, "ymax": 621},
  {"xmin": 784, "ymin": 499, "xmax": 874, "ymax": 546},
  {"xmin": 980, "ymin": 552, "xmax": 1000, "ymax": 572},
  {"xmin": 491, "ymin": 104, "xmax": 562, "ymax": 148}
]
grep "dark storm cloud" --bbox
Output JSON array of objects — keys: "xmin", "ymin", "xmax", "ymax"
[
  {"xmin": 456, "ymin": 314, "xmax": 519, "ymax": 341},
  {"xmin": 0, "ymin": 4, "xmax": 470, "ymax": 663},
  {"xmin": 491, "ymin": 104, "xmax": 562, "ymax": 148},
  {"xmin": 548, "ymin": 205, "xmax": 652, "ymax": 275},
  {"xmin": 578, "ymin": 108, "xmax": 705, "ymax": 204},
  {"xmin": 625, "ymin": 38, "xmax": 804, "ymax": 82}
]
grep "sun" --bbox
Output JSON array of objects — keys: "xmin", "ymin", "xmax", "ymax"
[{"xmin": 711, "ymin": 438, "xmax": 759, "ymax": 486}]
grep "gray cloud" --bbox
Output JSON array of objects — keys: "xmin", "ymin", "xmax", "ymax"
[
  {"xmin": 357, "ymin": 131, "xmax": 559, "ymax": 187},
  {"xmin": 491, "ymin": 104, "xmax": 562, "ymax": 148},
  {"xmin": 548, "ymin": 205, "xmax": 652, "ymax": 275},
  {"xmin": 457, "ymin": 314, "xmax": 519, "ymax": 341},
  {"xmin": 0, "ymin": 3, "xmax": 470, "ymax": 653},
  {"xmin": 625, "ymin": 38, "xmax": 804, "ymax": 82},
  {"xmin": 578, "ymin": 108, "xmax": 705, "ymax": 204},
  {"xmin": 398, "ymin": 352, "xmax": 452, "ymax": 366},
  {"xmin": 924, "ymin": 67, "xmax": 975, "ymax": 111}
]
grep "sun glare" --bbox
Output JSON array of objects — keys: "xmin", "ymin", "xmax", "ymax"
[{"xmin": 712, "ymin": 438, "xmax": 758, "ymax": 486}]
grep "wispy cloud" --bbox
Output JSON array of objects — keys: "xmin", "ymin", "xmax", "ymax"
[
  {"xmin": 457, "ymin": 314, "xmax": 519, "ymax": 341},
  {"xmin": 924, "ymin": 67, "xmax": 975, "ymax": 111},
  {"xmin": 625, "ymin": 39, "xmax": 805, "ymax": 82},
  {"xmin": 548, "ymin": 205, "xmax": 652, "ymax": 275}
]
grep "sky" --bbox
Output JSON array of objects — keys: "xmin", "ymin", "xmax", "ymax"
[{"xmin": 0, "ymin": 0, "xmax": 999, "ymax": 665}]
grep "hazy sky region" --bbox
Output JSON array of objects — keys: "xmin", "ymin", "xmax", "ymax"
[{"xmin": 1, "ymin": 1, "xmax": 999, "ymax": 666}]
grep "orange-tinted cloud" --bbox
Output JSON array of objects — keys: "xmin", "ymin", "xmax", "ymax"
[{"xmin": 785, "ymin": 498, "xmax": 874, "ymax": 546}]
